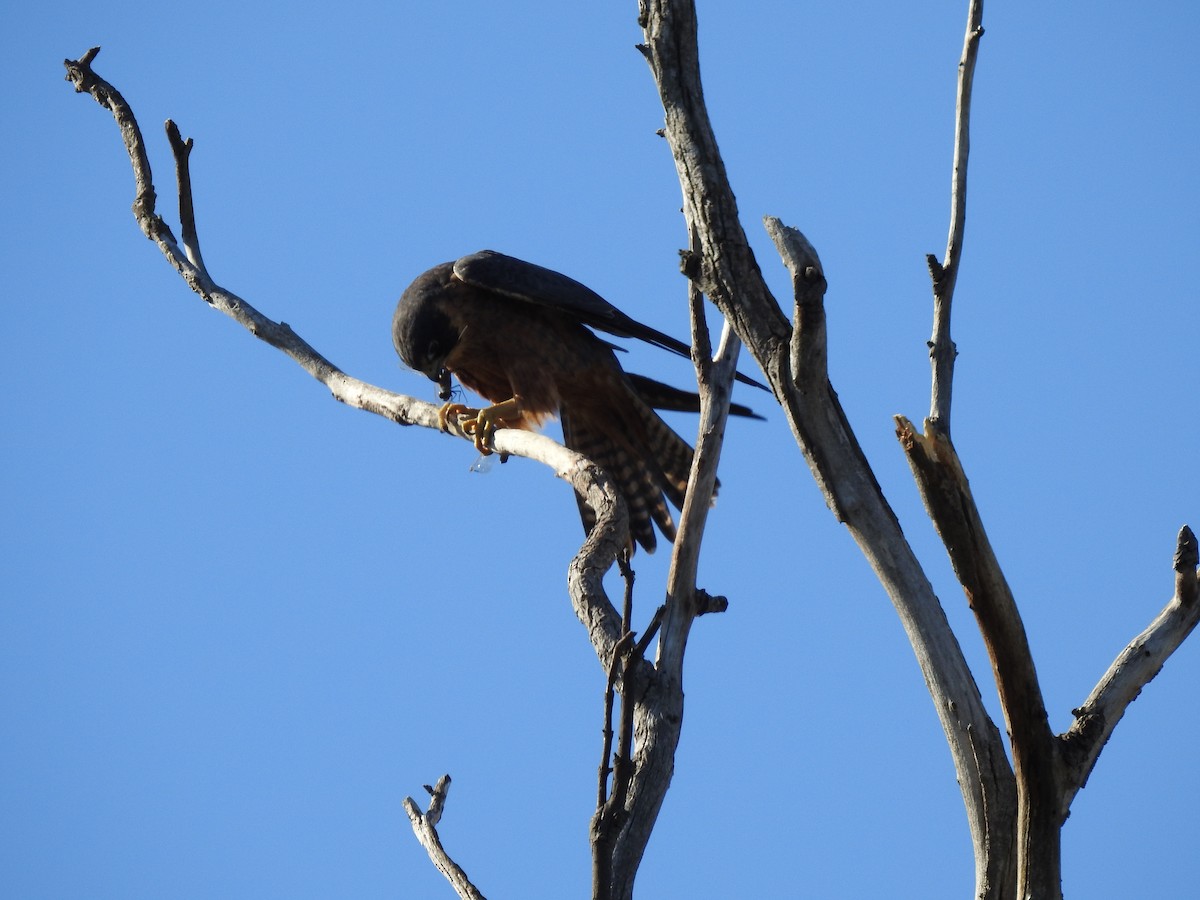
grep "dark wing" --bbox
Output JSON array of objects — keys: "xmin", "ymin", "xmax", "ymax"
[
  {"xmin": 626, "ymin": 373, "xmax": 764, "ymax": 420},
  {"xmin": 453, "ymin": 250, "xmax": 768, "ymax": 391}
]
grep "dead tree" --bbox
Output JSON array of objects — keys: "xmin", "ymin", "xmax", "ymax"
[{"xmin": 64, "ymin": 1, "xmax": 1197, "ymax": 898}]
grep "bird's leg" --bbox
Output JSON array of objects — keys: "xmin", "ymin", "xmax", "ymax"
[{"xmin": 439, "ymin": 397, "xmax": 523, "ymax": 455}]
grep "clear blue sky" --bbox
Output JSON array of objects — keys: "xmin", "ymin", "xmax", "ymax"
[{"xmin": 4, "ymin": 2, "xmax": 1197, "ymax": 897}]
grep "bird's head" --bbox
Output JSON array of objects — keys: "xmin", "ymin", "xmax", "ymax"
[{"xmin": 393, "ymin": 263, "xmax": 460, "ymax": 401}]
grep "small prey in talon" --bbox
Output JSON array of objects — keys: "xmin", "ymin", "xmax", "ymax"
[{"xmin": 392, "ymin": 249, "xmax": 766, "ymax": 553}]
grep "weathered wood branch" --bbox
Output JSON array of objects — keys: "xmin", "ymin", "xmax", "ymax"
[
  {"xmin": 902, "ymin": 6, "xmax": 1082, "ymax": 894},
  {"xmin": 64, "ymin": 51, "xmax": 413, "ymax": 423},
  {"xmin": 638, "ymin": 4, "xmax": 1016, "ymax": 897},
  {"xmin": 771, "ymin": 222, "xmax": 1017, "ymax": 900},
  {"xmin": 63, "ymin": 48, "xmax": 630, "ymax": 670},
  {"xmin": 635, "ymin": 4, "xmax": 792, "ymax": 381},
  {"xmin": 899, "ymin": 8, "xmax": 1197, "ymax": 896},
  {"xmin": 600, "ymin": 194, "xmax": 744, "ymax": 900},
  {"xmin": 1061, "ymin": 526, "xmax": 1200, "ymax": 805},
  {"xmin": 926, "ymin": 0, "xmax": 985, "ymax": 435},
  {"xmin": 896, "ymin": 417, "xmax": 1060, "ymax": 894},
  {"xmin": 606, "ymin": 300, "xmax": 739, "ymax": 899},
  {"xmin": 403, "ymin": 777, "xmax": 486, "ymax": 900},
  {"xmin": 764, "ymin": 220, "xmax": 827, "ymax": 393},
  {"xmin": 593, "ymin": 560, "xmax": 639, "ymax": 900},
  {"xmin": 65, "ymin": 50, "xmax": 649, "ymax": 896}
]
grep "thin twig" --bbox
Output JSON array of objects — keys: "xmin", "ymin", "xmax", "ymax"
[
  {"xmin": 403, "ymin": 776, "xmax": 486, "ymax": 900},
  {"xmin": 633, "ymin": 606, "xmax": 665, "ymax": 658},
  {"xmin": 618, "ymin": 553, "xmax": 635, "ymax": 631},
  {"xmin": 763, "ymin": 218, "xmax": 826, "ymax": 393},
  {"xmin": 591, "ymin": 623, "xmax": 639, "ymax": 900},
  {"xmin": 612, "ymin": 641, "xmax": 639, "ymax": 809},
  {"xmin": 681, "ymin": 245, "xmax": 714, "ymax": 383},
  {"xmin": 1060, "ymin": 526, "xmax": 1200, "ymax": 805},
  {"xmin": 661, "ymin": 232, "xmax": 739, "ymax": 668},
  {"xmin": 596, "ymin": 631, "xmax": 635, "ymax": 810},
  {"xmin": 927, "ymin": 0, "xmax": 985, "ymax": 435},
  {"xmin": 165, "ymin": 120, "xmax": 206, "ymax": 271},
  {"xmin": 64, "ymin": 47, "xmax": 165, "ymax": 243},
  {"xmin": 596, "ymin": 652, "xmax": 619, "ymax": 809}
]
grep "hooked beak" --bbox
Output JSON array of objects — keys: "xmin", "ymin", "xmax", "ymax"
[{"xmin": 434, "ymin": 367, "xmax": 452, "ymax": 401}]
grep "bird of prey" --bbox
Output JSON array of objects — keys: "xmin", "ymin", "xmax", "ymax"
[{"xmin": 392, "ymin": 250, "xmax": 764, "ymax": 553}]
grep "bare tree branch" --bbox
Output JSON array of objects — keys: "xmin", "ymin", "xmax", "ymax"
[
  {"xmin": 599, "ymin": 202, "xmax": 747, "ymax": 898},
  {"xmin": 1061, "ymin": 526, "xmax": 1200, "ymax": 804},
  {"xmin": 895, "ymin": 416, "xmax": 1061, "ymax": 891},
  {"xmin": 635, "ymin": 4, "xmax": 792, "ymax": 383},
  {"xmin": 927, "ymin": 0, "xmax": 985, "ymax": 435},
  {"xmin": 637, "ymin": 4, "xmax": 1017, "ymax": 897},
  {"xmin": 592, "ymin": 627, "xmax": 638, "ymax": 900},
  {"xmin": 63, "ymin": 48, "xmax": 632, "ymax": 671},
  {"xmin": 65, "ymin": 52, "xmax": 648, "ymax": 896},
  {"xmin": 596, "ymin": 632, "xmax": 632, "ymax": 812},
  {"xmin": 594, "ymin": 558, "xmax": 637, "ymax": 897},
  {"xmin": 899, "ymin": 8, "xmax": 1196, "ymax": 895},
  {"xmin": 403, "ymin": 777, "xmax": 486, "ymax": 900},
  {"xmin": 762, "ymin": 218, "xmax": 826, "ymax": 393},
  {"xmin": 165, "ymin": 120, "xmax": 207, "ymax": 271},
  {"xmin": 664, "ymin": 264, "xmax": 740, "ymax": 655},
  {"xmin": 770, "ymin": 230, "xmax": 1018, "ymax": 900},
  {"xmin": 593, "ymin": 566, "xmax": 666, "ymax": 899}
]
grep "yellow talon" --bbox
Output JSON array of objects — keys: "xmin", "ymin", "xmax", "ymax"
[
  {"xmin": 438, "ymin": 402, "xmax": 476, "ymax": 433},
  {"xmin": 437, "ymin": 398, "xmax": 523, "ymax": 455}
]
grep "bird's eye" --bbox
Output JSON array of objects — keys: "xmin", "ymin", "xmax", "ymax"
[{"xmin": 426, "ymin": 340, "xmax": 441, "ymax": 363}]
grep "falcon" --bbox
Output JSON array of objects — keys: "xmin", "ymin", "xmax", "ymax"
[{"xmin": 392, "ymin": 250, "xmax": 764, "ymax": 553}]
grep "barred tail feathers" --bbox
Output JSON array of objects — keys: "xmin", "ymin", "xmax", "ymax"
[{"xmin": 560, "ymin": 392, "xmax": 718, "ymax": 553}]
